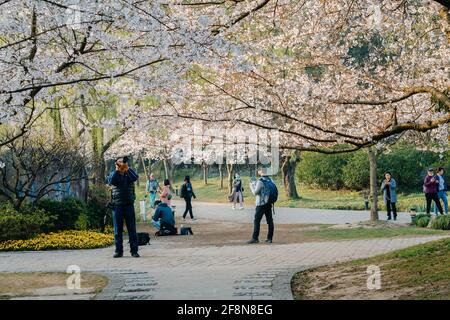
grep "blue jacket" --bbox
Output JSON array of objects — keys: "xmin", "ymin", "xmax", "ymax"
[
  {"xmin": 152, "ymin": 203, "xmax": 175, "ymax": 226},
  {"xmin": 107, "ymin": 168, "xmax": 138, "ymax": 206},
  {"xmin": 381, "ymin": 178, "xmax": 397, "ymax": 203}
]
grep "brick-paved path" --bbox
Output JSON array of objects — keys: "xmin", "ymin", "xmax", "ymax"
[
  {"xmin": 169, "ymin": 200, "xmax": 414, "ymax": 224},
  {"xmin": 0, "ymin": 235, "xmax": 446, "ymax": 299},
  {"xmin": 1, "ymin": 202, "xmax": 446, "ymax": 299}
]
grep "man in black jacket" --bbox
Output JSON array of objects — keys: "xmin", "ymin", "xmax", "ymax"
[{"xmin": 107, "ymin": 156, "xmax": 139, "ymax": 258}]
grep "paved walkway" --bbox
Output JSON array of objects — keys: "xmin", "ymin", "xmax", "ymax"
[
  {"xmin": 169, "ymin": 200, "xmax": 413, "ymax": 224},
  {"xmin": 0, "ymin": 202, "xmax": 445, "ymax": 300}
]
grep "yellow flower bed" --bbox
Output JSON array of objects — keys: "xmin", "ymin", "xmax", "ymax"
[{"xmin": 0, "ymin": 230, "xmax": 114, "ymax": 251}]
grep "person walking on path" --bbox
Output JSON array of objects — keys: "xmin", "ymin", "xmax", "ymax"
[
  {"xmin": 248, "ymin": 167, "xmax": 277, "ymax": 244},
  {"xmin": 145, "ymin": 173, "xmax": 161, "ymax": 208},
  {"xmin": 107, "ymin": 156, "xmax": 140, "ymax": 258},
  {"xmin": 423, "ymin": 168, "xmax": 444, "ymax": 215},
  {"xmin": 180, "ymin": 175, "xmax": 197, "ymax": 220},
  {"xmin": 381, "ymin": 172, "xmax": 398, "ymax": 221},
  {"xmin": 434, "ymin": 167, "xmax": 448, "ymax": 215},
  {"xmin": 230, "ymin": 172, "xmax": 244, "ymax": 210},
  {"xmin": 160, "ymin": 179, "xmax": 173, "ymax": 207}
]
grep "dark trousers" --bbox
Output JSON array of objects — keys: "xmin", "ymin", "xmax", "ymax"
[
  {"xmin": 252, "ymin": 203, "xmax": 274, "ymax": 241},
  {"xmin": 113, "ymin": 204, "xmax": 138, "ymax": 254},
  {"xmin": 425, "ymin": 193, "xmax": 443, "ymax": 214},
  {"xmin": 386, "ymin": 200, "xmax": 397, "ymax": 219},
  {"xmin": 183, "ymin": 197, "xmax": 194, "ymax": 219}
]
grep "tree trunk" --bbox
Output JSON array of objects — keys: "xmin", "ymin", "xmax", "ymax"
[
  {"xmin": 51, "ymin": 97, "xmax": 63, "ymax": 139},
  {"xmin": 163, "ymin": 158, "xmax": 174, "ymax": 192},
  {"xmin": 90, "ymin": 124, "xmax": 106, "ymax": 185},
  {"xmin": 202, "ymin": 163, "xmax": 208, "ymax": 185},
  {"xmin": 218, "ymin": 163, "xmax": 224, "ymax": 189},
  {"xmin": 368, "ymin": 147, "xmax": 379, "ymax": 221},
  {"xmin": 163, "ymin": 158, "xmax": 172, "ymax": 181},
  {"xmin": 141, "ymin": 156, "xmax": 148, "ymax": 180},
  {"xmin": 281, "ymin": 151, "xmax": 300, "ymax": 199},
  {"xmin": 226, "ymin": 163, "xmax": 235, "ymax": 195}
]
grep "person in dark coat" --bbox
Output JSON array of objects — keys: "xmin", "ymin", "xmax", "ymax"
[
  {"xmin": 381, "ymin": 172, "xmax": 398, "ymax": 221},
  {"xmin": 107, "ymin": 156, "xmax": 140, "ymax": 258},
  {"xmin": 180, "ymin": 175, "xmax": 197, "ymax": 220},
  {"xmin": 423, "ymin": 168, "xmax": 444, "ymax": 215},
  {"xmin": 152, "ymin": 200, "xmax": 177, "ymax": 236}
]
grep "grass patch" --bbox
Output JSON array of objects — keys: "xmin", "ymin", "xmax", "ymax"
[
  {"xmin": 292, "ymin": 237, "xmax": 450, "ymax": 300},
  {"xmin": 135, "ymin": 176, "xmax": 426, "ymax": 212},
  {"xmin": 305, "ymin": 225, "xmax": 447, "ymax": 240},
  {"xmin": 0, "ymin": 272, "xmax": 108, "ymax": 299}
]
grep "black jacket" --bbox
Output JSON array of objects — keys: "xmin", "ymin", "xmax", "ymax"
[
  {"xmin": 107, "ymin": 169, "xmax": 138, "ymax": 206},
  {"xmin": 180, "ymin": 182, "xmax": 196, "ymax": 199}
]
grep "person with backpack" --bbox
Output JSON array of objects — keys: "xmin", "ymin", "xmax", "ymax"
[
  {"xmin": 435, "ymin": 167, "xmax": 448, "ymax": 215},
  {"xmin": 231, "ymin": 172, "xmax": 244, "ymax": 210},
  {"xmin": 248, "ymin": 167, "xmax": 278, "ymax": 244},
  {"xmin": 180, "ymin": 175, "xmax": 197, "ymax": 220},
  {"xmin": 107, "ymin": 156, "xmax": 140, "ymax": 258},
  {"xmin": 381, "ymin": 172, "xmax": 398, "ymax": 221},
  {"xmin": 145, "ymin": 173, "xmax": 160, "ymax": 208},
  {"xmin": 423, "ymin": 168, "xmax": 444, "ymax": 215},
  {"xmin": 152, "ymin": 200, "xmax": 177, "ymax": 236}
]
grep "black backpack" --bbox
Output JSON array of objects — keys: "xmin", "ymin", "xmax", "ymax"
[
  {"xmin": 156, "ymin": 222, "xmax": 178, "ymax": 236},
  {"xmin": 137, "ymin": 232, "xmax": 150, "ymax": 246},
  {"xmin": 180, "ymin": 226, "xmax": 194, "ymax": 235},
  {"xmin": 262, "ymin": 178, "xmax": 278, "ymax": 205}
]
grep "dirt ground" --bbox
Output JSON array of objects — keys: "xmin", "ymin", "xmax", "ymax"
[
  {"xmin": 291, "ymin": 262, "xmax": 412, "ymax": 300},
  {"xmin": 0, "ymin": 273, "xmax": 108, "ymax": 299},
  {"xmin": 137, "ymin": 219, "xmax": 323, "ymax": 248}
]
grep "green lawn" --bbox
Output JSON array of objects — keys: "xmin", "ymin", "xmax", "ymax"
[
  {"xmin": 135, "ymin": 176, "xmax": 426, "ymax": 212},
  {"xmin": 292, "ymin": 237, "xmax": 450, "ymax": 300},
  {"xmin": 305, "ymin": 224, "xmax": 447, "ymax": 240}
]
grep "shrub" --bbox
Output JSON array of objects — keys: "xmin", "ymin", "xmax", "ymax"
[
  {"xmin": 297, "ymin": 144, "xmax": 446, "ymax": 192},
  {"xmin": 416, "ymin": 215, "xmax": 431, "ymax": 228},
  {"xmin": 35, "ymin": 198, "xmax": 87, "ymax": 231},
  {"xmin": 0, "ymin": 230, "xmax": 114, "ymax": 251},
  {"xmin": 0, "ymin": 202, "xmax": 55, "ymax": 241},
  {"xmin": 297, "ymin": 152, "xmax": 351, "ymax": 189},
  {"xmin": 430, "ymin": 215, "xmax": 450, "ymax": 230},
  {"xmin": 342, "ymin": 151, "xmax": 370, "ymax": 190},
  {"xmin": 86, "ymin": 185, "xmax": 112, "ymax": 231},
  {"xmin": 377, "ymin": 145, "xmax": 444, "ymax": 192}
]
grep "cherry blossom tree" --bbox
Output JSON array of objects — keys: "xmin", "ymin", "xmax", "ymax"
[
  {"xmin": 154, "ymin": 0, "xmax": 448, "ymax": 220},
  {"xmin": 0, "ymin": 0, "xmax": 273, "ymax": 146}
]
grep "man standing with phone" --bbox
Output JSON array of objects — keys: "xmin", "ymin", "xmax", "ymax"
[
  {"xmin": 107, "ymin": 156, "xmax": 140, "ymax": 258},
  {"xmin": 248, "ymin": 167, "xmax": 278, "ymax": 244}
]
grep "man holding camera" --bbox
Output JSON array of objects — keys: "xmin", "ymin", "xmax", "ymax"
[{"xmin": 107, "ymin": 156, "xmax": 140, "ymax": 258}]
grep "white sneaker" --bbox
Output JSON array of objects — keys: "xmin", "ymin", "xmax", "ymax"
[
  {"xmin": 239, "ymin": 206, "xmax": 244, "ymax": 210},
  {"xmin": 232, "ymin": 206, "xmax": 236, "ymax": 210}
]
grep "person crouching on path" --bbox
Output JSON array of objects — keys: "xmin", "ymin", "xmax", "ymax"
[
  {"xmin": 381, "ymin": 172, "xmax": 398, "ymax": 221},
  {"xmin": 248, "ymin": 167, "xmax": 275, "ymax": 244},
  {"xmin": 107, "ymin": 156, "xmax": 140, "ymax": 258},
  {"xmin": 152, "ymin": 200, "xmax": 177, "ymax": 236},
  {"xmin": 181, "ymin": 175, "xmax": 197, "ymax": 220}
]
